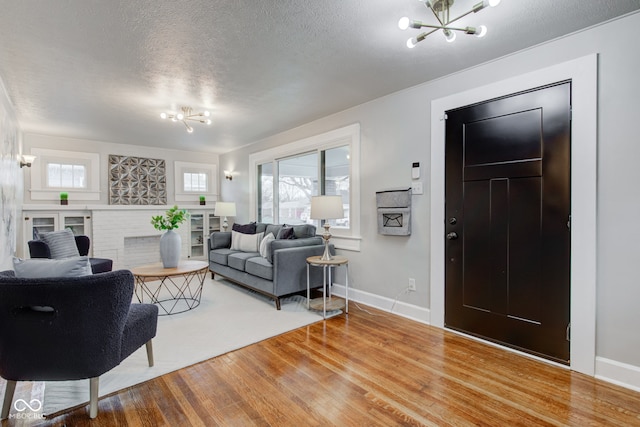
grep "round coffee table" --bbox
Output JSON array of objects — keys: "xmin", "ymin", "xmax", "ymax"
[{"xmin": 131, "ymin": 260, "xmax": 208, "ymax": 315}]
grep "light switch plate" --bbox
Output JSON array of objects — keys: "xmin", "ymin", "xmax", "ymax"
[{"xmin": 412, "ymin": 181, "xmax": 423, "ymax": 195}]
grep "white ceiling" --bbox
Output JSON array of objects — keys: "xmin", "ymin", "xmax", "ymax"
[{"xmin": 1, "ymin": 1, "xmax": 638, "ymax": 154}]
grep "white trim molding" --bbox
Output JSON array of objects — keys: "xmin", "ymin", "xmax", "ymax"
[
  {"xmin": 430, "ymin": 54, "xmax": 598, "ymax": 376},
  {"xmin": 595, "ymin": 357, "xmax": 640, "ymax": 393},
  {"xmin": 174, "ymin": 161, "xmax": 218, "ymax": 203},
  {"xmin": 30, "ymin": 148, "xmax": 100, "ymax": 201}
]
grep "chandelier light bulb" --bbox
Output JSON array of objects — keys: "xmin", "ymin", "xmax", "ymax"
[
  {"xmin": 444, "ymin": 29, "xmax": 456, "ymax": 42},
  {"xmin": 406, "ymin": 37, "xmax": 418, "ymax": 48},
  {"xmin": 205, "ymin": 119, "xmax": 212, "ymax": 125},
  {"xmin": 398, "ymin": 17, "xmax": 410, "ymax": 30},
  {"xmin": 176, "ymin": 113, "xmax": 184, "ymax": 120},
  {"xmin": 475, "ymin": 25, "xmax": 487, "ymax": 37},
  {"xmin": 489, "ymin": 0, "xmax": 500, "ymax": 6},
  {"xmin": 160, "ymin": 112, "xmax": 167, "ymax": 119},
  {"xmin": 204, "ymin": 110, "xmax": 210, "ymax": 117}
]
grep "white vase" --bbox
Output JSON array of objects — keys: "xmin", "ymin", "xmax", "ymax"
[{"xmin": 160, "ymin": 229, "xmax": 181, "ymax": 268}]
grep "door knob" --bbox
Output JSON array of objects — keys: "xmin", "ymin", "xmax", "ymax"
[{"xmin": 446, "ymin": 232, "xmax": 458, "ymax": 240}]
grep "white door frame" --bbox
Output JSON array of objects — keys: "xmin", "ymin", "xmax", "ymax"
[{"xmin": 430, "ymin": 54, "xmax": 597, "ymax": 376}]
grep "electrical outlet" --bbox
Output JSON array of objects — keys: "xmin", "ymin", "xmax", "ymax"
[{"xmin": 408, "ymin": 278, "xmax": 416, "ymax": 291}]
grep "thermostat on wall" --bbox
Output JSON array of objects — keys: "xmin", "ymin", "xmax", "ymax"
[{"xmin": 412, "ymin": 162, "xmax": 420, "ymax": 179}]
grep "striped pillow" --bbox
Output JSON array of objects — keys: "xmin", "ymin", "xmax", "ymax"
[{"xmin": 40, "ymin": 229, "xmax": 80, "ymax": 259}]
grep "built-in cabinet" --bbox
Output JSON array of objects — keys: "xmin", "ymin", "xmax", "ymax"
[
  {"xmin": 188, "ymin": 211, "xmax": 220, "ymax": 259},
  {"xmin": 23, "ymin": 211, "xmax": 92, "ymax": 258}
]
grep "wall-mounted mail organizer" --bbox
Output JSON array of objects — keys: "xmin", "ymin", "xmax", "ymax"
[{"xmin": 376, "ymin": 188, "xmax": 411, "ymax": 236}]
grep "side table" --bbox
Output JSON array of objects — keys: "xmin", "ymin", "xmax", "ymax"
[{"xmin": 306, "ymin": 255, "xmax": 349, "ymax": 319}]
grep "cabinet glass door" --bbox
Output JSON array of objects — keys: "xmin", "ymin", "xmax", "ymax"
[
  {"xmin": 208, "ymin": 214, "xmax": 220, "ymax": 234},
  {"xmin": 32, "ymin": 217, "xmax": 56, "ymax": 239},
  {"xmin": 64, "ymin": 216, "xmax": 85, "ymax": 235},
  {"xmin": 190, "ymin": 213, "xmax": 204, "ymax": 258}
]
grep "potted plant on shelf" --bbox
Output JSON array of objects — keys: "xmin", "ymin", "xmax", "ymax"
[
  {"xmin": 151, "ymin": 205, "xmax": 189, "ymax": 268},
  {"xmin": 60, "ymin": 192, "xmax": 68, "ymax": 205},
  {"xmin": 199, "ymin": 195, "xmax": 206, "ymax": 206}
]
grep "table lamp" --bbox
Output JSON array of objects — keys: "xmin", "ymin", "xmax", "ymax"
[
  {"xmin": 214, "ymin": 202, "xmax": 236, "ymax": 231},
  {"xmin": 310, "ymin": 195, "xmax": 344, "ymax": 261}
]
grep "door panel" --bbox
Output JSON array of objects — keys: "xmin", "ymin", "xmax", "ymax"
[{"xmin": 445, "ymin": 81, "xmax": 571, "ymax": 364}]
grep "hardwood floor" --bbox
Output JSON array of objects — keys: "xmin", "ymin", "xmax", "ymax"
[{"xmin": 3, "ymin": 302, "xmax": 640, "ymax": 426}]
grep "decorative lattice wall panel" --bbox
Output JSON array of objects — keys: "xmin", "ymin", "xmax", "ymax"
[{"xmin": 109, "ymin": 155, "xmax": 167, "ymax": 205}]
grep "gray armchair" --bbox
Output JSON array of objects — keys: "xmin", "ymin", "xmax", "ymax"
[
  {"xmin": 28, "ymin": 234, "xmax": 113, "ymax": 274},
  {"xmin": 0, "ymin": 270, "xmax": 158, "ymax": 419}
]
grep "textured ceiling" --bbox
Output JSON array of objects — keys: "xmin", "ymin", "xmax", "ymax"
[{"xmin": 0, "ymin": 0, "xmax": 638, "ymax": 154}]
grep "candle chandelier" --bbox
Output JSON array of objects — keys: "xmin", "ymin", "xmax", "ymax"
[
  {"xmin": 399, "ymin": 0, "xmax": 501, "ymax": 48},
  {"xmin": 160, "ymin": 106, "xmax": 211, "ymax": 133}
]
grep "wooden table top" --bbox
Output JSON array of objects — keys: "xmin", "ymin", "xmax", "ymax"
[
  {"xmin": 130, "ymin": 260, "xmax": 209, "ymax": 277},
  {"xmin": 306, "ymin": 255, "xmax": 349, "ymax": 266}
]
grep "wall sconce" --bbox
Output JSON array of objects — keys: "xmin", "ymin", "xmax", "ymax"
[
  {"xmin": 225, "ymin": 171, "xmax": 233, "ymax": 181},
  {"xmin": 19, "ymin": 154, "xmax": 36, "ymax": 168}
]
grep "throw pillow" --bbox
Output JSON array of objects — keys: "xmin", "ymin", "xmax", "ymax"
[
  {"xmin": 276, "ymin": 226, "xmax": 295, "ymax": 240},
  {"xmin": 40, "ymin": 229, "xmax": 80, "ymax": 258},
  {"xmin": 13, "ymin": 256, "xmax": 93, "ymax": 278},
  {"xmin": 232, "ymin": 222, "xmax": 257, "ymax": 234},
  {"xmin": 231, "ymin": 231, "xmax": 264, "ymax": 252},
  {"xmin": 259, "ymin": 233, "xmax": 275, "ymax": 259}
]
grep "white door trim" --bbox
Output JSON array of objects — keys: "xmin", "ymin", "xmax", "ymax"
[{"xmin": 430, "ymin": 54, "xmax": 597, "ymax": 376}]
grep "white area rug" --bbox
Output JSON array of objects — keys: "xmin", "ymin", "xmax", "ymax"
[{"xmin": 40, "ymin": 278, "xmax": 330, "ymax": 416}]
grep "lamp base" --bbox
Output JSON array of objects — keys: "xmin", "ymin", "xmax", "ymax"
[{"xmin": 320, "ymin": 224, "xmax": 333, "ymax": 261}]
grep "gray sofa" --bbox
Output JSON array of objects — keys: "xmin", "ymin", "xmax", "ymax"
[{"xmin": 207, "ymin": 223, "xmax": 332, "ymax": 309}]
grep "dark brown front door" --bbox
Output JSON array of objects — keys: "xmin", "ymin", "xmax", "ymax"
[{"xmin": 444, "ymin": 81, "xmax": 571, "ymax": 364}]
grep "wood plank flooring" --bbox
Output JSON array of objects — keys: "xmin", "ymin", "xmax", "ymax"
[{"xmin": 2, "ymin": 302, "xmax": 640, "ymax": 426}]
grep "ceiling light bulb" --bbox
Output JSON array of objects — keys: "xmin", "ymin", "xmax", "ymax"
[
  {"xmin": 176, "ymin": 113, "xmax": 184, "ymax": 120},
  {"xmin": 186, "ymin": 125, "xmax": 194, "ymax": 133},
  {"xmin": 444, "ymin": 29, "xmax": 456, "ymax": 43},
  {"xmin": 205, "ymin": 119, "xmax": 212, "ymax": 125},
  {"xmin": 204, "ymin": 111, "xmax": 210, "ymax": 117},
  {"xmin": 406, "ymin": 37, "xmax": 418, "ymax": 48},
  {"xmin": 475, "ymin": 25, "xmax": 487, "ymax": 37},
  {"xmin": 160, "ymin": 112, "xmax": 167, "ymax": 119},
  {"xmin": 489, "ymin": 0, "xmax": 500, "ymax": 6},
  {"xmin": 171, "ymin": 117, "xmax": 177, "ymax": 122},
  {"xmin": 398, "ymin": 17, "xmax": 410, "ymax": 30}
]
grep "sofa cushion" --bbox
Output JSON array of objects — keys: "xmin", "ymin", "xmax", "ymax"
[
  {"xmin": 292, "ymin": 224, "xmax": 316, "ymax": 238},
  {"xmin": 231, "ymin": 231, "xmax": 264, "ymax": 252},
  {"xmin": 264, "ymin": 224, "xmax": 283, "ymax": 239},
  {"xmin": 277, "ymin": 227, "xmax": 295, "ymax": 240},
  {"xmin": 232, "ymin": 222, "xmax": 257, "ymax": 234},
  {"xmin": 245, "ymin": 257, "xmax": 273, "ymax": 281},
  {"xmin": 228, "ymin": 252, "xmax": 261, "ymax": 271},
  {"xmin": 40, "ymin": 229, "xmax": 80, "ymax": 258},
  {"xmin": 210, "ymin": 248, "xmax": 240, "ymax": 266},
  {"xmin": 259, "ymin": 233, "xmax": 275, "ymax": 258},
  {"xmin": 13, "ymin": 256, "xmax": 92, "ymax": 278}
]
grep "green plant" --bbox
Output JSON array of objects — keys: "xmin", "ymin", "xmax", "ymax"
[
  {"xmin": 151, "ymin": 205, "xmax": 189, "ymax": 231},
  {"xmin": 199, "ymin": 195, "xmax": 206, "ymax": 202},
  {"xmin": 60, "ymin": 192, "xmax": 68, "ymax": 200}
]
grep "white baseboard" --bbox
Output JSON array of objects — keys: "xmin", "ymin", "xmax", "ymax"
[
  {"xmin": 331, "ymin": 285, "xmax": 640, "ymax": 394},
  {"xmin": 330, "ymin": 284, "xmax": 430, "ymax": 325},
  {"xmin": 595, "ymin": 357, "xmax": 640, "ymax": 392}
]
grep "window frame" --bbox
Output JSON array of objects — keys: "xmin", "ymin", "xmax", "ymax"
[
  {"xmin": 174, "ymin": 161, "xmax": 218, "ymax": 202},
  {"xmin": 30, "ymin": 148, "xmax": 100, "ymax": 201},
  {"xmin": 249, "ymin": 123, "xmax": 360, "ymax": 252}
]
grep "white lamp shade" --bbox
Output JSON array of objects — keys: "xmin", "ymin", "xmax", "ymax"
[
  {"xmin": 214, "ymin": 202, "xmax": 236, "ymax": 217},
  {"xmin": 310, "ymin": 195, "xmax": 344, "ymax": 220}
]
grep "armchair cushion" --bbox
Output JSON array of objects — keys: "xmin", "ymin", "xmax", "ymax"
[
  {"xmin": 12, "ymin": 256, "xmax": 92, "ymax": 278},
  {"xmin": 40, "ymin": 229, "xmax": 80, "ymax": 258}
]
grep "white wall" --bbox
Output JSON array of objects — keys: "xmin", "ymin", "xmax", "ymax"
[
  {"xmin": 219, "ymin": 12, "xmax": 640, "ymax": 384},
  {"xmin": 0, "ymin": 79, "xmax": 22, "ymax": 270}
]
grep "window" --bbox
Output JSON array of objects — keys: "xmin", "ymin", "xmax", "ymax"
[
  {"xmin": 183, "ymin": 172, "xmax": 208, "ymax": 192},
  {"xmin": 250, "ymin": 124, "xmax": 360, "ymax": 251},
  {"xmin": 174, "ymin": 161, "xmax": 218, "ymax": 202},
  {"xmin": 30, "ymin": 148, "xmax": 100, "ymax": 201},
  {"xmin": 47, "ymin": 163, "xmax": 86, "ymax": 189}
]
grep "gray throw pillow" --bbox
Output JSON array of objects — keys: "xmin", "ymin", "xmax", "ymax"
[
  {"xmin": 40, "ymin": 229, "xmax": 80, "ymax": 258},
  {"xmin": 13, "ymin": 256, "xmax": 93, "ymax": 278}
]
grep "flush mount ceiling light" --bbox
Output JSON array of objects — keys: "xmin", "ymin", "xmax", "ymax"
[
  {"xmin": 160, "ymin": 106, "xmax": 211, "ymax": 133},
  {"xmin": 399, "ymin": 0, "xmax": 500, "ymax": 48}
]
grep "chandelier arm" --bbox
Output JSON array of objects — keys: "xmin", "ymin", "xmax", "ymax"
[
  {"xmin": 414, "ymin": 23, "xmax": 473, "ymax": 32},
  {"xmin": 427, "ymin": 2, "xmax": 446, "ymax": 26}
]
